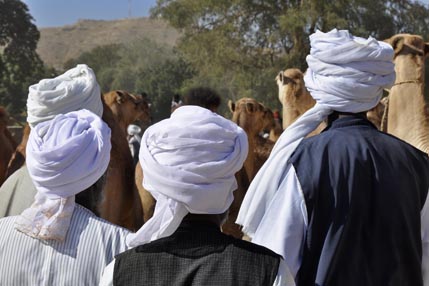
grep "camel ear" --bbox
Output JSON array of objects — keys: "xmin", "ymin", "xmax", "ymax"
[
  {"xmin": 115, "ymin": 91, "xmax": 126, "ymax": 104},
  {"xmin": 386, "ymin": 36, "xmax": 404, "ymax": 54},
  {"xmin": 245, "ymin": 102, "xmax": 255, "ymax": 113},
  {"xmin": 228, "ymin": 100, "xmax": 235, "ymax": 112},
  {"xmin": 425, "ymin": 42, "xmax": 429, "ymax": 57}
]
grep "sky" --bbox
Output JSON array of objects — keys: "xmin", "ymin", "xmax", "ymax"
[
  {"xmin": 22, "ymin": 0, "xmax": 158, "ymax": 28},
  {"xmin": 22, "ymin": 0, "xmax": 429, "ymax": 28}
]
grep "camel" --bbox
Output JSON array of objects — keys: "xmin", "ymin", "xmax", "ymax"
[
  {"xmin": 103, "ymin": 90, "xmax": 151, "ymax": 132},
  {"xmin": 225, "ymin": 97, "xmax": 275, "ymax": 238},
  {"xmin": 0, "ymin": 107, "xmax": 17, "ymax": 186},
  {"xmin": 276, "ymin": 68, "xmax": 327, "ymax": 134},
  {"xmin": 99, "ymin": 90, "xmax": 151, "ymax": 230},
  {"xmin": 382, "ymin": 34, "xmax": 429, "ymax": 153},
  {"xmin": 276, "ymin": 68, "xmax": 318, "ymax": 130},
  {"xmin": 5, "ymin": 124, "xmax": 30, "ymax": 179}
]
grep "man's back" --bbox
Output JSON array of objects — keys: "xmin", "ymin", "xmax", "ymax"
[
  {"xmin": 113, "ymin": 220, "xmax": 280, "ymax": 286},
  {"xmin": 0, "ymin": 166, "xmax": 36, "ymax": 218},
  {"xmin": 0, "ymin": 204, "xmax": 129, "ymax": 286},
  {"xmin": 290, "ymin": 115, "xmax": 429, "ymax": 285}
]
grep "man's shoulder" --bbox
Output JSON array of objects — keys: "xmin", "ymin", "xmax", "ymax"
[
  {"xmin": 227, "ymin": 236, "xmax": 282, "ymax": 259},
  {"xmin": 73, "ymin": 205, "xmax": 130, "ymax": 236}
]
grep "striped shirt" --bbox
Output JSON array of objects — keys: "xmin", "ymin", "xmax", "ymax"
[{"xmin": 0, "ymin": 204, "xmax": 130, "ymax": 286}]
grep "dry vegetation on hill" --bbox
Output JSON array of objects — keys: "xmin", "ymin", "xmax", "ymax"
[{"xmin": 37, "ymin": 17, "xmax": 180, "ymax": 70}]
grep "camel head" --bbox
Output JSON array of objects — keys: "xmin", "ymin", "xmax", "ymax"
[
  {"xmin": 276, "ymin": 68, "xmax": 316, "ymax": 129},
  {"xmin": 103, "ymin": 90, "xmax": 151, "ymax": 130},
  {"xmin": 385, "ymin": 34, "xmax": 429, "ymax": 83},
  {"xmin": 228, "ymin": 97, "xmax": 273, "ymax": 137},
  {"xmin": 386, "ymin": 34, "xmax": 429, "ymax": 59}
]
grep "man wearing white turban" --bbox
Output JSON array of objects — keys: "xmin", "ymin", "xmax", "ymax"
[
  {"xmin": 0, "ymin": 109, "xmax": 129, "ymax": 285},
  {"xmin": 99, "ymin": 105, "xmax": 296, "ymax": 286},
  {"xmin": 0, "ymin": 64, "xmax": 104, "ymax": 217},
  {"xmin": 237, "ymin": 29, "xmax": 429, "ymax": 286}
]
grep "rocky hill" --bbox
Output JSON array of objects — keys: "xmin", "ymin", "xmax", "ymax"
[{"xmin": 37, "ymin": 17, "xmax": 180, "ymax": 70}]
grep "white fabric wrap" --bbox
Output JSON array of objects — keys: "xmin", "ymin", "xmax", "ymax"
[
  {"xmin": 126, "ymin": 106, "xmax": 248, "ymax": 247},
  {"xmin": 15, "ymin": 109, "xmax": 111, "ymax": 241},
  {"xmin": 236, "ymin": 29, "xmax": 396, "ymax": 238},
  {"xmin": 27, "ymin": 64, "xmax": 103, "ymax": 128}
]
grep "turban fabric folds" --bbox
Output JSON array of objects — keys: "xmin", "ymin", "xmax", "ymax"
[
  {"xmin": 15, "ymin": 109, "xmax": 111, "ymax": 241},
  {"xmin": 27, "ymin": 64, "xmax": 103, "ymax": 128},
  {"xmin": 126, "ymin": 106, "xmax": 248, "ymax": 247},
  {"xmin": 236, "ymin": 29, "xmax": 396, "ymax": 241}
]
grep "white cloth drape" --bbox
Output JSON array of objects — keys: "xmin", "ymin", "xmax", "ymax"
[
  {"xmin": 27, "ymin": 64, "xmax": 103, "ymax": 127},
  {"xmin": 15, "ymin": 109, "xmax": 111, "ymax": 241},
  {"xmin": 236, "ymin": 29, "xmax": 396, "ymax": 239},
  {"xmin": 126, "ymin": 106, "xmax": 248, "ymax": 247}
]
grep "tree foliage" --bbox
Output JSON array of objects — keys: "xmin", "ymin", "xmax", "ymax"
[
  {"xmin": 65, "ymin": 38, "xmax": 195, "ymax": 121},
  {"xmin": 0, "ymin": 0, "xmax": 52, "ymax": 115},
  {"xmin": 151, "ymin": 0, "xmax": 429, "ymax": 110}
]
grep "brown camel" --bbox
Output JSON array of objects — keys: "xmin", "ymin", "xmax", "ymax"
[
  {"xmin": 0, "ymin": 107, "xmax": 17, "ymax": 186},
  {"xmin": 384, "ymin": 34, "xmax": 429, "ymax": 153},
  {"xmin": 225, "ymin": 97, "xmax": 275, "ymax": 238},
  {"xmin": 100, "ymin": 90, "xmax": 151, "ymax": 231},
  {"xmin": 5, "ymin": 124, "xmax": 30, "ymax": 179}
]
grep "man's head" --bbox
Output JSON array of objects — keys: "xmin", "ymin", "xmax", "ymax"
[
  {"xmin": 27, "ymin": 64, "xmax": 102, "ymax": 128},
  {"xmin": 127, "ymin": 105, "xmax": 248, "ymax": 247},
  {"xmin": 303, "ymin": 29, "xmax": 395, "ymax": 113},
  {"xmin": 15, "ymin": 109, "xmax": 111, "ymax": 240},
  {"xmin": 183, "ymin": 87, "xmax": 221, "ymax": 113}
]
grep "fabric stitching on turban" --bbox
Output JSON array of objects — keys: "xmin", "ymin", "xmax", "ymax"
[
  {"xmin": 126, "ymin": 105, "xmax": 248, "ymax": 247},
  {"xmin": 236, "ymin": 29, "xmax": 396, "ymax": 239},
  {"xmin": 15, "ymin": 109, "xmax": 111, "ymax": 241}
]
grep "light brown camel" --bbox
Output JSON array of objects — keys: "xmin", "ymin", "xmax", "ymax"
[
  {"xmin": 276, "ymin": 68, "xmax": 318, "ymax": 130},
  {"xmin": 0, "ymin": 107, "xmax": 17, "ymax": 186},
  {"xmin": 225, "ymin": 97, "xmax": 275, "ymax": 238},
  {"xmin": 383, "ymin": 34, "xmax": 429, "ymax": 152}
]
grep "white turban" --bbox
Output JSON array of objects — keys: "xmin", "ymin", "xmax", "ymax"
[
  {"xmin": 126, "ymin": 106, "xmax": 248, "ymax": 247},
  {"xmin": 15, "ymin": 109, "xmax": 111, "ymax": 241},
  {"xmin": 27, "ymin": 64, "xmax": 103, "ymax": 128},
  {"xmin": 237, "ymin": 29, "xmax": 396, "ymax": 239},
  {"xmin": 127, "ymin": 124, "xmax": 141, "ymax": 136}
]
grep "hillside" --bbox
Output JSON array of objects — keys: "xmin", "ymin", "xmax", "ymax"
[{"xmin": 37, "ymin": 17, "xmax": 180, "ymax": 70}]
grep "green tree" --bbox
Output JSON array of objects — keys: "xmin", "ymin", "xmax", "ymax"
[
  {"xmin": 151, "ymin": 0, "xmax": 429, "ymax": 108},
  {"xmin": 65, "ymin": 38, "xmax": 195, "ymax": 121},
  {"xmin": 0, "ymin": 0, "xmax": 49, "ymax": 114}
]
